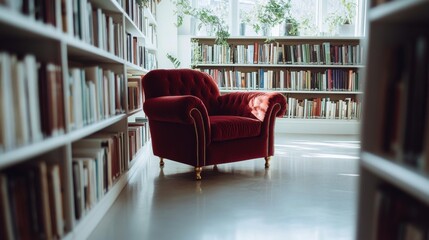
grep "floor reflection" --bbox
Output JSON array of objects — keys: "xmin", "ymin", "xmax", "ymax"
[{"xmin": 90, "ymin": 134, "xmax": 360, "ymax": 240}]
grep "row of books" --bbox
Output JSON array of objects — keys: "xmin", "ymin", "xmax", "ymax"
[
  {"xmin": 0, "ymin": 53, "xmax": 65, "ymax": 153},
  {"xmin": 0, "ymin": 127, "xmax": 148, "ymax": 239},
  {"xmin": 127, "ymin": 77, "xmax": 142, "ymax": 112},
  {"xmin": 285, "ymin": 97, "xmax": 362, "ymax": 120},
  {"xmin": 116, "ymin": 0, "xmax": 157, "ymax": 21},
  {"xmin": 145, "ymin": 50, "xmax": 157, "ymax": 71},
  {"xmin": 122, "ymin": 0, "xmax": 155, "ymax": 40},
  {"xmin": 67, "ymin": 66, "xmax": 126, "ymax": 130},
  {"xmin": 0, "ymin": 161, "xmax": 66, "ymax": 239},
  {"xmin": 201, "ymin": 68, "xmax": 360, "ymax": 91},
  {"xmin": 71, "ymin": 131, "xmax": 126, "ymax": 220},
  {"xmin": 128, "ymin": 122, "xmax": 148, "ymax": 162},
  {"xmin": 0, "ymin": 0, "xmax": 67, "ymax": 32},
  {"xmin": 126, "ymin": 34, "xmax": 144, "ymax": 66},
  {"xmin": 146, "ymin": 24, "xmax": 157, "ymax": 47},
  {"xmin": 0, "ymin": 1, "xmax": 158, "ymax": 66},
  {"xmin": 73, "ymin": 0, "xmax": 125, "ymax": 59},
  {"xmin": 144, "ymin": 0, "xmax": 157, "ymax": 18},
  {"xmin": 374, "ymin": 185, "xmax": 429, "ymax": 240},
  {"xmin": 125, "ymin": 34, "xmax": 158, "ymax": 70},
  {"xmin": 195, "ymin": 42, "xmax": 363, "ymax": 65},
  {"xmin": 382, "ymin": 34, "xmax": 429, "ymax": 170},
  {"xmin": 123, "ymin": 0, "xmax": 145, "ymax": 33}
]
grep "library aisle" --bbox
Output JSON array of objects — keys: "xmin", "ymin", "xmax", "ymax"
[{"xmin": 89, "ymin": 133, "xmax": 360, "ymax": 240}]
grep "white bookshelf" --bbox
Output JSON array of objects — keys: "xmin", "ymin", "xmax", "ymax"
[
  {"xmin": 361, "ymin": 152, "xmax": 429, "ymax": 205},
  {"xmin": 357, "ymin": 0, "xmax": 429, "ymax": 239},
  {"xmin": 192, "ymin": 36, "xmax": 364, "ymax": 134},
  {"xmin": 70, "ymin": 142, "xmax": 151, "ymax": 240},
  {"xmin": 196, "ymin": 63, "xmax": 366, "ymax": 68},
  {"xmin": 0, "ymin": 0, "xmax": 157, "ymax": 239}
]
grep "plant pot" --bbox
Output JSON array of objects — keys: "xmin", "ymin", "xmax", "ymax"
[
  {"xmin": 280, "ymin": 19, "xmax": 298, "ymax": 36},
  {"xmin": 338, "ymin": 24, "xmax": 355, "ymax": 36},
  {"xmin": 262, "ymin": 24, "xmax": 271, "ymax": 36},
  {"xmin": 240, "ymin": 23, "xmax": 246, "ymax": 36},
  {"xmin": 284, "ymin": 23, "xmax": 298, "ymax": 36}
]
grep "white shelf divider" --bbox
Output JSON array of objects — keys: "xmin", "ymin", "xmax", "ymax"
[
  {"xmin": 0, "ymin": 115, "xmax": 126, "ymax": 167},
  {"xmin": 361, "ymin": 152, "xmax": 429, "ymax": 205},
  {"xmin": 369, "ymin": 0, "xmax": 429, "ymax": 22}
]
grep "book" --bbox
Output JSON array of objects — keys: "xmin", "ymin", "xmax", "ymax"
[
  {"xmin": 35, "ymin": 162, "xmax": 53, "ymax": 240},
  {"xmin": 24, "ymin": 55, "xmax": 43, "ymax": 143},
  {"xmin": 11, "ymin": 55, "xmax": 30, "ymax": 147},
  {"xmin": 47, "ymin": 164, "xmax": 64, "ymax": 238},
  {"xmin": 0, "ymin": 174, "xmax": 15, "ymax": 240},
  {"xmin": 72, "ymin": 160, "xmax": 85, "ymax": 219},
  {"xmin": 8, "ymin": 171, "xmax": 34, "ymax": 240},
  {"xmin": 0, "ymin": 52, "xmax": 16, "ymax": 151},
  {"xmin": 73, "ymin": 148, "xmax": 106, "ymax": 200},
  {"xmin": 73, "ymin": 137, "xmax": 115, "ymax": 189}
]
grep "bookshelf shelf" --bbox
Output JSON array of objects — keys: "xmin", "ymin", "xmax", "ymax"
[
  {"xmin": 0, "ymin": 0, "xmax": 157, "ymax": 239},
  {"xmin": 91, "ymin": 0, "xmax": 123, "ymax": 13},
  {"xmin": 145, "ymin": 43, "xmax": 157, "ymax": 51},
  {"xmin": 369, "ymin": 0, "xmax": 429, "ymax": 22},
  {"xmin": 361, "ymin": 152, "xmax": 429, "ymax": 205},
  {"xmin": 144, "ymin": 8, "xmax": 157, "ymax": 26},
  {"xmin": 124, "ymin": 13, "xmax": 145, "ymax": 38},
  {"xmin": 219, "ymin": 89, "xmax": 363, "ymax": 94},
  {"xmin": 0, "ymin": 115, "xmax": 127, "ymax": 168},
  {"xmin": 193, "ymin": 36, "xmax": 365, "ymax": 41},
  {"xmin": 357, "ymin": 1, "xmax": 429, "ymax": 239},
  {"xmin": 125, "ymin": 61, "xmax": 146, "ymax": 73},
  {"xmin": 128, "ymin": 108, "xmax": 143, "ymax": 116},
  {"xmin": 66, "ymin": 37, "xmax": 125, "ymax": 64},
  {"xmin": 0, "ymin": 7, "xmax": 64, "ymax": 40},
  {"xmin": 193, "ymin": 36, "xmax": 364, "ymax": 133},
  {"xmin": 195, "ymin": 63, "xmax": 365, "ymax": 68}
]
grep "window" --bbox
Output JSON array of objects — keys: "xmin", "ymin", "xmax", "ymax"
[{"xmin": 190, "ymin": 0, "xmax": 366, "ymax": 37}]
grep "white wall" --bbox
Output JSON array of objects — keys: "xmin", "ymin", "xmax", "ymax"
[{"xmin": 157, "ymin": 0, "xmax": 181, "ymax": 69}]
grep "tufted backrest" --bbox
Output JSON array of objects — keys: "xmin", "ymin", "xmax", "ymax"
[{"xmin": 142, "ymin": 69, "xmax": 221, "ymax": 115}]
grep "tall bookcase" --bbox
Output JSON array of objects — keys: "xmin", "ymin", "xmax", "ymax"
[
  {"xmin": 0, "ymin": 0, "xmax": 157, "ymax": 239},
  {"xmin": 191, "ymin": 36, "xmax": 364, "ymax": 134},
  {"xmin": 357, "ymin": 0, "xmax": 429, "ymax": 239}
]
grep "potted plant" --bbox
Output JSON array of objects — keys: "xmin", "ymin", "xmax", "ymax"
[
  {"xmin": 173, "ymin": 0, "xmax": 230, "ymax": 45},
  {"xmin": 166, "ymin": 53, "xmax": 181, "ymax": 68},
  {"xmin": 136, "ymin": 0, "xmax": 149, "ymax": 7},
  {"xmin": 283, "ymin": 16, "xmax": 298, "ymax": 36},
  {"xmin": 325, "ymin": 0, "xmax": 356, "ymax": 36},
  {"xmin": 242, "ymin": 0, "xmax": 292, "ymax": 36}
]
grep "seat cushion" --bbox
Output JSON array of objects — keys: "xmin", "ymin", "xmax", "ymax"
[{"xmin": 210, "ymin": 116, "xmax": 262, "ymax": 142}]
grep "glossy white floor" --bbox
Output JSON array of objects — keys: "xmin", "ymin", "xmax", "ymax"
[{"xmin": 89, "ymin": 133, "xmax": 360, "ymax": 240}]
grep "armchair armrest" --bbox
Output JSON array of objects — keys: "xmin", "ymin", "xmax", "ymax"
[
  {"xmin": 217, "ymin": 92, "xmax": 287, "ymax": 121},
  {"xmin": 218, "ymin": 92, "xmax": 286, "ymax": 157},
  {"xmin": 143, "ymin": 95, "xmax": 209, "ymax": 124},
  {"xmin": 144, "ymin": 95, "xmax": 212, "ymax": 149}
]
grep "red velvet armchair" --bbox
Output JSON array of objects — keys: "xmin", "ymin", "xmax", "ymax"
[{"xmin": 142, "ymin": 69, "xmax": 287, "ymax": 180}]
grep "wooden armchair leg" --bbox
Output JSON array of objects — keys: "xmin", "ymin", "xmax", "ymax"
[
  {"xmin": 195, "ymin": 167, "xmax": 202, "ymax": 180},
  {"xmin": 265, "ymin": 156, "xmax": 272, "ymax": 169},
  {"xmin": 160, "ymin": 157, "xmax": 164, "ymax": 167}
]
